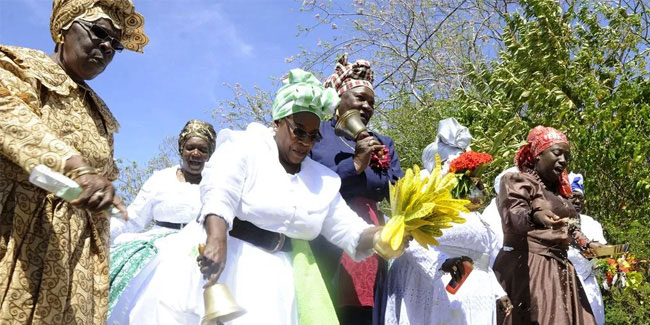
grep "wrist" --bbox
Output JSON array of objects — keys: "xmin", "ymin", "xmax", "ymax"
[
  {"xmin": 66, "ymin": 166, "xmax": 100, "ymax": 180},
  {"xmin": 359, "ymin": 226, "xmax": 381, "ymax": 251},
  {"xmin": 353, "ymin": 156, "xmax": 365, "ymax": 174},
  {"xmin": 64, "ymin": 155, "xmax": 87, "ymax": 173},
  {"xmin": 205, "ymin": 214, "xmax": 228, "ymax": 239},
  {"xmin": 206, "ymin": 233, "xmax": 226, "ymax": 244}
]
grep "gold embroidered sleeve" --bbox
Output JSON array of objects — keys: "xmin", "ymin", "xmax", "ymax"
[{"xmin": 0, "ymin": 68, "xmax": 79, "ymax": 174}]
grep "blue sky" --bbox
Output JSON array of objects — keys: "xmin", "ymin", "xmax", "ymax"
[{"xmin": 0, "ymin": 0, "xmax": 333, "ymax": 166}]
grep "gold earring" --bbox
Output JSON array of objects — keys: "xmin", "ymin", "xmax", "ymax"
[{"xmin": 56, "ymin": 33, "xmax": 65, "ymax": 44}]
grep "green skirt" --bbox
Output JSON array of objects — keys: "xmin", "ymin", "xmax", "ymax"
[{"xmin": 108, "ymin": 233, "xmax": 170, "ymax": 316}]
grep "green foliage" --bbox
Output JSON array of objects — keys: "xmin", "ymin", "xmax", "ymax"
[
  {"xmin": 378, "ymin": 0, "xmax": 650, "ymax": 319},
  {"xmin": 602, "ymin": 282, "xmax": 650, "ymax": 324},
  {"xmin": 374, "ymin": 92, "xmax": 452, "ymax": 168},
  {"xmin": 455, "ymin": 0, "xmax": 650, "ymax": 253}
]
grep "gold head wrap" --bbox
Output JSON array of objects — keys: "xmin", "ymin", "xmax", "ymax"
[
  {"xmin": 50, "ymin": 0, "xmax": 149, "ymax": 53},
  {"xmin": 178, "ymin": 120, "xmax": 217, "ymax": 156}
]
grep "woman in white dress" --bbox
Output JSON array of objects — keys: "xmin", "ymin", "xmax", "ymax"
[
  {"xmin": 385, "ymin": 118, "xmax": 511, "ymax": 325},
  {"xmin": 108, "ymin": 120, "xmax": 216, "ymax": 316},
  {"xmin": 567, "ymin": 173, "xmax": 607, "ymax": 325},
  {"xmin": 109, "ymin": 69, "xmax": 394, "ymax": 325}
]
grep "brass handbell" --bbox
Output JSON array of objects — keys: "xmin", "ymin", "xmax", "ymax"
[
  {"xmin": 335, "ymin": 109, "xmax": 367, "ymax": 141},
  {"xmin": 201, "ymin": 283, "xmax": 246, "ymax": 325},
  {"xmin": 198, "ymin": 244, "xmax": 246, "ymax": 325}
]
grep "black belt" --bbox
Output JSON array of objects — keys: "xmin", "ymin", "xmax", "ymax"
[
  {"xmin": 229, "ymin": 218, "xmax": 292, "ymax": 253},
  {"xmin": 154, "ymin": 220, "xmax": 187, "ymax": 230}
]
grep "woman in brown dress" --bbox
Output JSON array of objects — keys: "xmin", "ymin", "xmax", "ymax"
[{"xmin": 494, "ymin": 126, "xmax": 598, "ymax": 324}]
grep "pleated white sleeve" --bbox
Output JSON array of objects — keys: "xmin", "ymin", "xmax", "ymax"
[
  {"xmin": 198, "ymin": 137, "xmax": 248, "ymax": 230},
  {"xmin": 110, "ymin": 171, "xmax": 158, "ymax": 240}
]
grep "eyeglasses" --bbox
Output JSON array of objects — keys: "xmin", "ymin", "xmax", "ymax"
[
  {"xmin": 285, "ymin": 118, "xmax": 322, "ymax": 143},
  {"xmin": 76, "ymin": 20, "xmax": 124, "ymax": 52}
]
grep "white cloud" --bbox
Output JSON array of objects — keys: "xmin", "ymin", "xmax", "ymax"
[
  {"xmin": 225, "ymin": 26, "xmax": 254, "ymax": 57},
  {"xmin": 8, "ymin": 0, "xmax": 255, "ymax": 57},
  {"xmin": 157, "ymin": 1, "xmax": 254, "ymax": 58}
]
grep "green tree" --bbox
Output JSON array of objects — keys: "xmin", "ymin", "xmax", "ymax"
[
  {"xmin": 454, "ymin": 0, "xmax": 650, "ymax": 249},
  {"xmin": 449, "ymin": 1, "xmax": 650, "ymax": 322}
]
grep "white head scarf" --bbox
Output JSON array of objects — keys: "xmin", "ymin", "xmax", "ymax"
[
  {"xmin": 568, "ymin": 172, "xmax": 584, "ymax": 194},
  {"xmin": 421, "ymin": 117, "xmax": 472, "ymax": 172}
]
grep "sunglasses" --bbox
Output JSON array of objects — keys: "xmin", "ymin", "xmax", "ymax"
[
  {"xmin": 285, "ymin": 118, "xmax": 322, "ymax": 143},
  {"xmin": 76, "ymin": 20, "xmax": 124, "ymax": 52}
]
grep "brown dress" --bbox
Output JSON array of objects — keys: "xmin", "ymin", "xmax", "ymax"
[
  {"xmin": 0, "ymin": 45, "xmax": 118, "ymax": 324},
  {"xmin": 494, "ymin": 171, "xmax": 596, "ymax": 325}
]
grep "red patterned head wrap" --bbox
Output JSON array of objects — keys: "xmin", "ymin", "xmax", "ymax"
[
  {"xmin": 323, "ymin": 53, "xmax": 374, "ymax": 96},
  {"xmin": 514, "ymin": 126, "xmax": 572, "ymax": 198}
]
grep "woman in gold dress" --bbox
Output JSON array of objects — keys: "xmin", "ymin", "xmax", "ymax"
[{"xmin": 0, "ymin": 0, "xmax": 148, "ymax": 323}]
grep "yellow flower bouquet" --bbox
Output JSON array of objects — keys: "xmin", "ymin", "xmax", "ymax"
[{"xmin": 375, "ymin": 155, "xmax": 470, "ymax": 258}]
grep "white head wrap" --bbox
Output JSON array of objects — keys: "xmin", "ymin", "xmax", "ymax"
[
  {"xmin": 568, "ymin": 172, "xmax": 585, "ymax": 194},
  {"xmin": 421, "ymin": 117, "xmax": 473, "ymax": 172}
]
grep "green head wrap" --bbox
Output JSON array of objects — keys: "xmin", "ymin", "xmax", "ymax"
[{"xmin": 271, "ymin": 69, "xmax": 340, "ymax": 121}]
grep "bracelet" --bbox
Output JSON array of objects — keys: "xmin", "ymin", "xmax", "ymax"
[{"xmin": 65, "ymin": 166, "xmax": 100, "ymax": 180}]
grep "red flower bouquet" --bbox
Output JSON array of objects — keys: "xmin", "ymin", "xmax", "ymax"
[
  {"xmin": 448, "ymin": 151, "xmax": 493, "ymax": 202},
  {"xmin": 449, "ymin": 151, "xmax": 493, "ymax": 174},
  {"xmin": 369, "ymin": 147, "xmax": 391, "ymax": 171}
]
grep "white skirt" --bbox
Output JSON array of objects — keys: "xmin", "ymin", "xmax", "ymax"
[
  {"xmin": 111, "ymin": 225, "xmax": 177, "ymax": 247},
  {"xmin": 109, "ymin": 221, "xmax": 299, "ymax": 325},
  {"xmin": 580, "ymin": 273, "xmax": 605, "ymax": 325},
  {"xmin": 385, "ymin": 249, "xmax": 501, "ymax": 325}
]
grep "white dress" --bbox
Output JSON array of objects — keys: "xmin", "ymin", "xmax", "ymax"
[
  {"xmin": 480, "ymin": 198, "xmax": 504, "ymax": 267},
  {"xmin": 385, "ymin": 211, "xmax": 507, "ymax": 325},
  {"xmin": 109, "ymin": 122, "xmax": 373, "ymax": 325},
  {"xmin": 567, "ymin": 214, "xmax": 607, "ymax": 325},
  {"xmin": 110, "ymin": 165, "xmax": 201, "ymax": 246}
]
